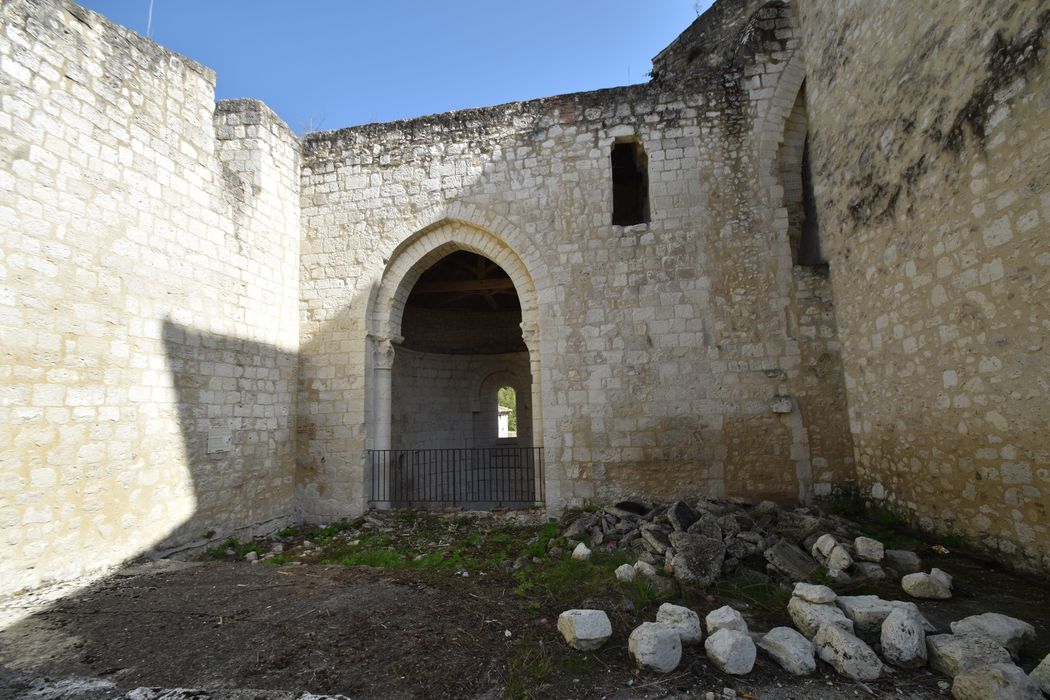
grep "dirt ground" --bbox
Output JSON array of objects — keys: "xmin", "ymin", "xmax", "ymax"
[{"xmin": 0, "ymin": 511, "xmax": 1046, "ymax": 699}]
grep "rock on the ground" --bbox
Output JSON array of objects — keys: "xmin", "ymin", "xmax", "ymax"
[
  {"xmin": 571, "ymin": 542, "xmax": 592, "ymax": 561},
  {"xmin": 704, "ymin": 628, "xmax": 756, "ymax": 675},
  {"xmin": 951, "ymin": 662, "xmax": 1043, "ymax": 700},
  {"xmin": 656, "ymin": 603, "xmax": 703, "ymax": 644},
  {"xmin": 667, "ymin": 501, "xmax": 698, "ymax": 532},
  {"xmin": 927, "ymin": 633, "xmax": 1013, "ymax": 678},
  {"xmin": 902, "ymin": 570, "xmax": 952, "ymax": 599},
  {"xmin": 811, "ymin": 534, "xmax": 838, "ymax": 564},
  {"xmin": 852, "ymin": 561, "xmax": 887, "ymax": 582},
  {"xmin": 881, "ymin": 607, "xmax": 928, "ymax": 668},
  {"xmin": 706, "ymin": 605, "xmax": 747, "ymax": 634},
  {"xmin": 614, "ymin": 563, "xmax": 636, "ymax": 583},
  {"xmin": 949, "ymin": 613, "xmax": 1035, "ymax": 659},
  {"xmin": 826, "ymin": 544, "xmax": 853, "ymax": 572},
  {"xmin": 884, "ymin": 549, "xmax": 923, "ymax": 574},
  {"xmin": 813, "ymin": 623, "xmax": 883, "ymax": 681},
  {"xmin": 687, "ymin": 512, "xmax": 723, "ymax": 540},
  {"xmin": 788, "ymin": 596, "xmax": 855, "ymax": 639},
  {"xmin": 244, "ymin": 551, "xmax": 258, "ymax": 562},
  {"xmin": 793, "ymin": 582, "xmax": 836, "ymax": 604},
  {"xmin": 629, "ymin": 622, "xmax": 683, "ymax": 673},
  {"xmin": 634, "ymin": 560, "xmax": 658, "ymax": 578},
  {"xmin": 1030, "ymin": 652, "xmax": 1050, "ymax": 695},
  {"xmin": 763, "ymin": 540, "xmax": 820, "ymax": 581},
  {"xmin": 757, "ymin": 626, "xmax": 816, "ymax": 676},
  {"xmin": 854, "ymin": 536, "xmax": 885, "ymax": 562},
  {"xmin": 669, "ymin": 532, "xmax": 725, "ymax": 586},
  {"xmin": 557, "ymin": 609, "xmax": 612, "ymax": 651},
  {"xmin": 835, "ymin": 595, "xmax": 930, "ymax": 638}
]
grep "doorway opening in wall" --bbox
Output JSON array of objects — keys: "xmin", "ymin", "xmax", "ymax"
[{"xmin": 370, "ymin": 250, "xmax": 542, "ymax": 509}]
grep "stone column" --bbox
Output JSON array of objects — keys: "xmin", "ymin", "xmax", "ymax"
[
  {"xmin": 521, "ymin": 320, "xmax": 546, "ymax": 506},
  {"xmin": 372, "ymin": 338, "xmax": 397, "ymax": 451}
]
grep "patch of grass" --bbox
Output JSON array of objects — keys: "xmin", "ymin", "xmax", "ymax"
[
  {"xmin": 712, "ymin": 575, "xmax": 791, "ymax": 615},
  {"xmin": 265, "ymin": 555, "xmax": 288, "ymax": 566},
  {"xmin": 505, "ymin": 637, "xmax": 602, "ymax": 699},
  {"xmin": 310, "ymin": 519, "xmax": 359, "ymax": 541},
  {"xmin": 277, "ymin": 526, "xmax": 300, "ymax": 538}
]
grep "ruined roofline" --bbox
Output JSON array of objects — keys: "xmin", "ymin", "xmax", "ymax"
[
  {"xmin": 301, "ymin": 81, "xmax": 662, "ymax": 147},
  {"xmin": 215, "ymin": 98, "xmax": 300, "ymax": 144}
]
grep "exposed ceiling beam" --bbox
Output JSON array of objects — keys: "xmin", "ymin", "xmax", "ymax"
[{"xmin": 413, "ymin": 278, "xmax": 516, "ymax": 294}]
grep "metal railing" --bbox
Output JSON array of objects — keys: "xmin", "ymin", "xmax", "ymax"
[{"xmin": 368, "ymin": 447, "xmax": 544, "ymax": 509}]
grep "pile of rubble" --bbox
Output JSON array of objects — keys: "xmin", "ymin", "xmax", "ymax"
[
  {"xmin": 558, "ymin": 498, "xmax": 1050, "ymax": 698},
  {"xmin": 560, "ymin": 497, "xmax": 922, "ymax": 587}
]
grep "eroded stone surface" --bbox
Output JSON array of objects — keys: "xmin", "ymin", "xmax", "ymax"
[
  {"xmin": 629, "ymin": 622, "xmax": 682, "ymax": 673},
  {"xmin": 705, "ymin": 605, "xmax": 747, "ymax": 634},
  {"xmin": 813, "ymin": 623, "xmax": 883, "ymax": 681},
  {"xmin": 952, "ymin": 663, "xmax": 1043, "ymax": 700},
  {"xmin": 950, "ymin": 613, "xmax": 1035, "ymax": 659},
  {"xmin": 788, "ymin": 597, "xmax": 854, "ymax": 639},
  {"xmin": 704, "ymin": 628, "xmax": 756, "ymax": 675},
  {"xmin": 757, "ymin": 626, "xmax": 816, "ymax": 676},
  {"xmin": 927, "ymin": 633, "xmax": 1012, "ymax": 678},
  {"xmin": 557, "ymin": 609, "xmax": 612, "ymax": 651},
  {"xmin": 656, "ymin": 603, "xmax": 703, "ymax": 645},
  {"xmin": 881, "ymin": 608, "xmax": 927, "ymax": 668}
]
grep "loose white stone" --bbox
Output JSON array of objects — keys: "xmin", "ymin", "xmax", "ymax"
[
  {"xmin": 629, "ymin": 622, "xmax": 682, "ymax": 673},
  {"xmin": 930, "ymin": 567, "xmax": 952, "ymax": 589},
  {"xmin": 880, "ymin": 607, "xmax": 927, "ymax": 668},
  {"xmin": 571, "ymin": 542, "xmax": 592, "ymax": 561},
  {"xmin": 1030, "ymin": 652, "xmax": 1050, "ymax": 695},
  {"xmin": 757, "ymin": 626, "xmax": 815, "ymax": 675},
  {"xmin": 787, "ymin": 596, "xmax": 854, "ymax": 639},
  {"xmin": 813, "ymin": 623, "xmax": 883, "ymax": 681},
  {"xmin": 244, "ymin": 551, "xmax": 258, "ymax": 562},
  {"xmin": 614, "ymin": 563, "xmax": 636, "ymax": 583},
  {"xmin": 835, "ymin": 595, "xmax": 930, "ymax": 638},
  {"xmin": 811, "ymin": 533, "xmax": 838, "ymax": 564},
  {"xmin": 704, "ymin": 628, "xmax": 756, "ymax": 675},
  {"xmin": 852, "ymin": 561, "xmax": 887, "ymax": 581},
  {"xmin": 557, "ymin": 609, "xmax": 612, "ymax": 651},
  {"xmin": 952, "ymin": 662, "xmax": 1043, "ymax": 700},
  {"xmin": 705, "ymin": 605, "xmax": 747, "ymax": 634},
  {"xmin": 883, "ymin": 549, "xmax": 923, "ymax": 574},
  {"xmin": 950, "ymin": 613, "xmax": 1034, "ymax": 659},
  {"xmin": 826, "ymin": 544, "xmax": 853, "ymax": 573},
  {"xmin": 656, "ymin": 603, "xmax": 703, "ymax": 644},
  {"xmin": 926, "ymin": 633, "xmax": 1012, "ymax": 678},
  {"xmin": 634, "ymin": 560, "xmax": 658, "ymax": 578},
  {"xmin": 792, "ymin": 582, "xmax": 836, "ymax": 604},
  {"xmin": 902, "ymin": 571, "xmax": 952, "ymax": 599},
  {"xmin": 853, "ymin": 536, "xmax": 885, "ymax": 563}
]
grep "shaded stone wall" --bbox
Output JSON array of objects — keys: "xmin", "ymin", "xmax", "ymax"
[
  {"xmin": 0, "ymin": 0, "xmax": 301, "ymax": 595},
  {"xmin": 391, "ymin": 349, "xmax": 532, "ymax": 449},
  {"xmin": 796, "ymin": 0, "xmax": 1050, "ymax": 571}
]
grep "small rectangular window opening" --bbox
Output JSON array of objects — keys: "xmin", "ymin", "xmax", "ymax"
[{"xmin": 611, "ymin": 140, "xmax": 650, "ymax": 226}]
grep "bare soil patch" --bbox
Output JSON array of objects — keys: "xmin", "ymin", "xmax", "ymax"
[{"xmin": 0, "ymin": 509, "xmax": 1046, "ymax": 699}]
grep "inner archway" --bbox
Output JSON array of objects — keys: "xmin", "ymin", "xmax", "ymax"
[{"xmin": 391, "ymin": 250, "xmax": 533, "ymax": 450}]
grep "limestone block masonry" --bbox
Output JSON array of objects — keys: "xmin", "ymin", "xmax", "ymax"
[{"xmin": 1, "ymin": 0, "xmax": 1048, "ymax": 596}]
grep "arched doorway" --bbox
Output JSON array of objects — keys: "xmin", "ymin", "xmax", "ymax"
[{"xmin": 367, "ymin": 222, "xmax": 544, "ymax": 510}]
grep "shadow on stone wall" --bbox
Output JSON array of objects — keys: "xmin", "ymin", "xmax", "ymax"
[{"xmin": 155, "ymin": 319, "xmax": 298, "ymax": 557}]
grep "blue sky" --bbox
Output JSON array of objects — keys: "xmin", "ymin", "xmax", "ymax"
[{"xmin": 75, "ymin": 1, "xmax": 712, "ymax": 133}]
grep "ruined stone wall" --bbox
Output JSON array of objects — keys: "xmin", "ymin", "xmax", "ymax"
[
  {"xmin": 0, "ymin": 0, "xmax": 301, "ymax": 595},
  {"xmin": 796, "ymin": 0, "xmax": 1050, "ymax": 571},
  {"xmin": 391, "ymin": 350, "xmax": 532, "ymax": 449},
  {"xmin": 297, "ymin": 0, "xmax": 855, "ymax": 518}
]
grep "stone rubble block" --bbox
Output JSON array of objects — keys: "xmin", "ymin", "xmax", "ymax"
[
  {"xmin": 788, "ymin": 596, "xmax": 854, "ymax": 639},
  {"xmin": 669, "ymin": 532, "xmax": 725, "ymax": 586},
  {"xmin": 792, "ymin": 582, "xmax": 836, "ymax": 604},
  {"xmin": 811, "ymin": 533, "xmax": 838, "ymax": 563},
  {"xmin": 835, "ymin": 595, "xmax": 932, "ymax": 638},
  {"xmin": 853, "ymin": 536, "xmax": 884, "ymax": 562},
  {"xmin": 883, "ymin": 549, "xmax": 923, "ymax": 575},
  {"xmin": 666, "ymin": 501, "xmax": 698, "ymax": 532},
  {"xmin": 763, "ymin": 539, "xmax": 819, "ymax": 581},
  {"xmin": 704, "ymin": 628, "xmax": 756, "ymax": 675},
  {"xmin": 757, "ymin": 626, "xmax": 816, "ymax": 676},
  {"xmin": 571, "ymin": 542, "xmax": 592, "ymax": 561},
  {"xmin": 656, "ymin": 602, "xmax": 703, "ymax": 644},
  {"xmin": 557, "ymin": 609, "xmax": 612, "ymax": 651},
  {"xmin": 852, "ymin": 561, "xmax": 887, "ymax": 581},
  {"xmin": 614, "ymin": 563, "xmax": 636, "ymax": 583},
  {"xmin": 880, "ymin": 607, "xmax": 927, "ymax": 668},
  {"xmin": 1030, "ymin": 652, "xmax": 1050, "ymax": 695},
  {"xmin": 634, "ymin": 560, "xmax": 658, "ymax": 578},
  {"xmin": 813, "ymin": 623, "xmax": 883, "ymax": 681},
  {"xmin": 902, "ymin": 568, "xmax": 952, "ymax": 599},
  {"xmin": 705, "ymin": 605, "xmax": 747, "ymax": 634},
  {"xmin": 926, "ymin": 633, "xmax": 1012, "ymax": 678},
  {"xmin": 951, "ymin": 662, "xmax": 1044, "ymax": 700},
  {"xmin": 949, "ymin": 612, "xmax": 1035, "ymax": 659},
  {"xmin": 628, "ymin": 622, "xmax": 682, "ymax": 673}
]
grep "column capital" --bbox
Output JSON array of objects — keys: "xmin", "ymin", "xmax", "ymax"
[{"xmin": 373, "ymin": 337, "xmax": 397, "ymax": 370}]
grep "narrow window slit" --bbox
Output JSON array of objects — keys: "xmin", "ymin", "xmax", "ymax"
[{"xmin": 611, "ymin": 140, "xmax": 650, "ymax": 226}]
